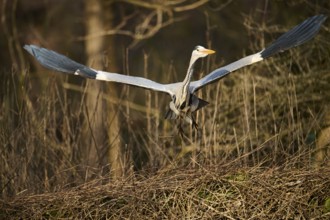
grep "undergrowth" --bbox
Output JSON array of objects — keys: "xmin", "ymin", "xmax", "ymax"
[{"xmin": 1, "ymin": 162, "xmax": 330, "ymax": 219}]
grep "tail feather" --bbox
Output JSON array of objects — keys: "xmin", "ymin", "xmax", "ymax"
[
  {"xmin": 165, "ymin": 95, "xmax": 209, "ymax": 119},
  {"xmin": 195, "ymin": 97, "xmax": 209, "ymax": 111}
]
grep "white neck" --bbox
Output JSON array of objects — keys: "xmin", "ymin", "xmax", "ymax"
[{"xmin": 178, "ymin": 55, "xmax": 199, "ymax": 106}]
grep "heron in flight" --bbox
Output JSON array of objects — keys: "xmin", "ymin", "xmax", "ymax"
[{"xmin": 24, "ymin": 15, "xmax": 326, "ymax": 132}]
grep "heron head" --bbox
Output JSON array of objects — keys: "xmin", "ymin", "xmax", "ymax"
[{"xmin": 192, "ymin": 45, "xmax": 215, "ymax": 59}]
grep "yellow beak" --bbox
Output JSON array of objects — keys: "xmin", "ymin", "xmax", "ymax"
[{"xmin": 202, "ymin": 49, "xmax": 216, "ymax": 54}]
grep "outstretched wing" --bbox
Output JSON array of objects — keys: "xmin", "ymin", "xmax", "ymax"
[
  {"xmin": 190, "ymin": 14, "xmax": 327, "ymax": 92},
  {"xmin": 24, "ymin": 45, "xmax": 175, "ymax": 96}
]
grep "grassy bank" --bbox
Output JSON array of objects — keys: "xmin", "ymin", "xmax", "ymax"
[{"xmin": 1, "ymin": 162, "xmax": 330, "ymax": 219}]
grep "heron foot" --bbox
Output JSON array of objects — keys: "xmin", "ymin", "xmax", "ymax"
[
  {"xmin": 177, "ymin": 123, "xmax": 185, "ymax": 138},
  {"xmin": 191, "ymin": 115, "xmax": 198, "ymax": 130},
  {"xmin": 192, "ymin": 121, "xmax": 198, "ymax": 130}
]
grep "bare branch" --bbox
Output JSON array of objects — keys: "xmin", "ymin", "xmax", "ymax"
[
  {"xmin": 173, "ymin": 0, "xmax": 209, "ymax": 12},
  {"xmin": 117, "ymin": 0, "xmax": 167, "ymax": 10},
  {"xmin": 79, "ymin": 0, "xmax": 211, "ymax": 45}
]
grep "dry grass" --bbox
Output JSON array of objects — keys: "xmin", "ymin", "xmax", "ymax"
[{"xmin": 1, "ymin": 162, "xmax": 330, "ymax": 219}]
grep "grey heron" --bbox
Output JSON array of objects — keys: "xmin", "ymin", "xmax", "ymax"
[{"xmin": 24, "ymin": 15, "xmax": 326, "ymax": 132}]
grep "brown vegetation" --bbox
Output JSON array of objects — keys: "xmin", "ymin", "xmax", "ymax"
[
  {"xmin": 1, "ymin": 163, "xmax": 330, "ymax": 219},
  {"xmin": 1, "ymin": 0, "xmax": 330, "ymax": 219}
]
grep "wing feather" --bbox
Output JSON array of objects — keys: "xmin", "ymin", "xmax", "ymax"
[
  {"xmin": 190, "ymin": 14, "xmax": 327, "ymax": 92},
  {"xmin": 24, "ymin": 45, "xmax": 174, "ymax": 96}
]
